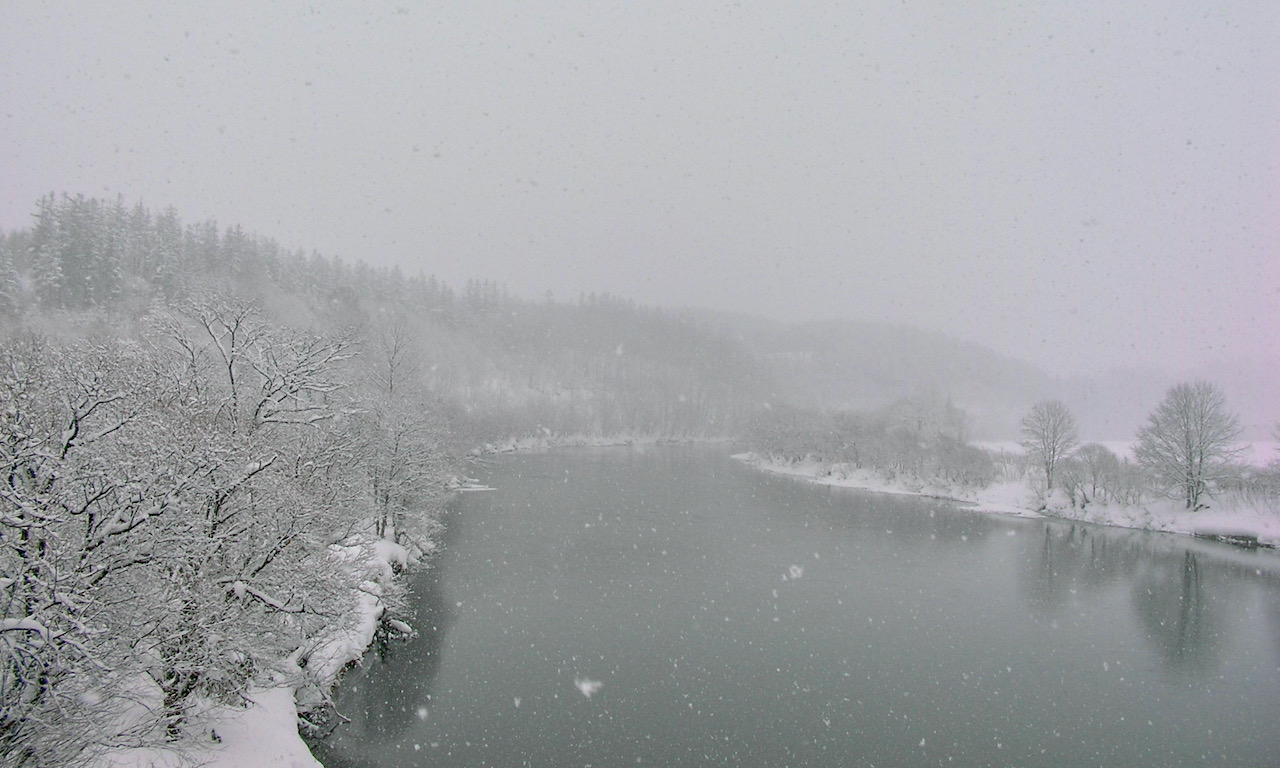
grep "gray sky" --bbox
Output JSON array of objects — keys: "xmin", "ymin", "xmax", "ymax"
[{"xmin": 2, "ymin": 1, "xmax": 1277, "ymax": 375}]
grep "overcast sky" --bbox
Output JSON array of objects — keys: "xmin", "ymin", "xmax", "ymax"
[{"xmin": 2, "ymin": 1, "xmax": 1277, "ymax": 376}]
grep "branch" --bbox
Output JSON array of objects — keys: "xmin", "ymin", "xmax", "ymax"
[{"xmin": 227, "ymin": 580, "xmax": 306, "ymax": 613}]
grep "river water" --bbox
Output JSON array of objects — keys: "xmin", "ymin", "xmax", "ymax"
[{"xmin": 313, "ymin": 446, "xmax": 1280, "ymax": 767}]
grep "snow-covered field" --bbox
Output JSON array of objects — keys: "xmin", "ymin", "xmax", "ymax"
[{"xmin": 735, "ymin": 453, "xmax": 1280, "ymax": 547}]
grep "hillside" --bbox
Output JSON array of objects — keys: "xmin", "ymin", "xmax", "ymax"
[
  {"xmin": 688, "ymin": 312, "xmax": 1059, "ymax": 439},
  {"xmin": 0, "ymin": 194, "xmax": 774, "ymax": 442},
  {"xmin": 5, "ymin": 193, "xmax": 1270, "ymax": 445}
]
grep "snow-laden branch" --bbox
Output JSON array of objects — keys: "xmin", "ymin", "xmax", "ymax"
[
  {"xmin": 249, "ymin": 332, "xmax": 355, "ymax": 428},
  {"xmin": 228, "ymin": 580, "xmax": 306, "ymax": 613},
  {"xmin": 58, "ymin": 389, "xmax": 130, "ymax": 459},
  {"xmin": 1, "ymin": 617, "xmax": 51, "ymax": 640},
  {"xmin": 82, "ymin": 489, "xmax": 179, "ymax": 553}
]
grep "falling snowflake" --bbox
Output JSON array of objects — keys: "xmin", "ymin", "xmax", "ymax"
[
  {"xmin": 788, "ymin": 565, "xmax": 804, "ymax": 580},
  {"xmin": 574, "ymin": 676, "xmax": 603, "ymax": 698}
]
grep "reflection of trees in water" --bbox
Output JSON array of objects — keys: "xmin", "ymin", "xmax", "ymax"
[
  {"xmin": 1132, "ymin": 551, "xmax": 1223, "ymax": 674},
  {"xmin": 1023, "ymin": 522, "xmax": 1143, "ymax": 610},
  {"xmin": 367, "ymin": 565, "xmax": 455, "ymax": 732},
  {"xmin": 1023, "ymin": 522, "xmax": 1228, "ymax": 673}
]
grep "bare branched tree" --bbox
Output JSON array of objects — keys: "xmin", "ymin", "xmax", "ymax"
[
  {"xmin": 1062, "ymin": 442, "xmax": 1121, "ymax": 505},
  {"xmin": 1135, "ymin": 381, "xmax": 1243, "ymax": 510},
  {"xmin": 1019, "ymin": 399, "xmax": 1079, "ymax": 492},
  {"xmin": 0, "ymin": 306, "xmax": 387, "ymax": 762}
]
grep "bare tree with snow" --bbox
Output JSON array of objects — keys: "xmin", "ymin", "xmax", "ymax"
[
  {"xmin": 1019, "ymin": 399, "xmax": 1079, "ymax": 492},
  {"xmin": 1134, "ymin": 381, "xmax": 1243, "ymax": 510}
]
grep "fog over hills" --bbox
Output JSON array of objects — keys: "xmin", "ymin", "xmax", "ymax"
[
  {"xmin": 4, "ymin": 3, "xmax": 1276, "ymax": 383},
  {"xmin": 1, "ymin": 190, "xmax": 1273, "ymax": 446},
  {"xmin": 691, "ymin": 310, "xmax": 1279, "ymax": 442}
]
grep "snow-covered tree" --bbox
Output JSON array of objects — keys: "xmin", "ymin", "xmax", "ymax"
[
  {"xmin": 1135, "ymin": 381, "xmax": 1243, "ymax": 510},
  {"xmin": 0, "ymin": 230, "xmax": 20, "ymax": 315},
  {"xmin": 1019, "ymin": 399, "xmax": 1079, "ymax": 491},
  {"xmin": 167, "ymin": 297, "xmax": 355, "ymax": 433},
  {"xmin": 353, "ymin": 313, "xmax": 451, "ymax": 547},
  {"xmin": 0, "ymin": 335, "xmax": 208, "ymax": 762},
  {"xmin": 1062, "ymin": 442, "xmax": 1121, "ymax": 505},
  {"xmin": 0, "ymin": 303, "xmax": 403, "ymax": 761}
]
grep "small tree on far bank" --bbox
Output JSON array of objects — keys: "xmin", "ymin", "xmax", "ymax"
[
  {"xmin": 1020, "ymin": 399, "xmax": 1079, "ymax": 492},
  {"xmin": 1063, "ymin": 442, "xmax": 1121, "ymax": 505},
  {"xmin": 1135, "ymin": 381, "xmax": 1243, "ymax": 510}
]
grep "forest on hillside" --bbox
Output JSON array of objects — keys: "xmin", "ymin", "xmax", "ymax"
[{"xmin": 0, "ymin": 194, "xmax": 775, "ymax": 443}]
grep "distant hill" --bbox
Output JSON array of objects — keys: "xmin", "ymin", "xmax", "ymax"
[
  {"xmin": 685, "ymin": 310, "xmax": 1279, "ymax": 443},
  {"xmin": 683, "ymin": 312, "xmax": 1057, "ymax": 439},
  {"xmin": 6, "ymin": 193, "xmax": 1270, "ymax": 445},
  {"xmin": 0, "ymin": 194, "xmax": 774, "ymax": 441}
]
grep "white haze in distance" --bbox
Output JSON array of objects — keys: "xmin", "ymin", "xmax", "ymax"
[{"xmin": 1, "ymin": 2, "xmax": 1277, "ymax": 377}]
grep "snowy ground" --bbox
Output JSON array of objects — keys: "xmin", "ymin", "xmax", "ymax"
[
  {"xmin": 1041, "ymin": 490, "xmax": 1280, "ymax": 547},
  {"xmin": 94, "ymin": 685, "xmax": 323, "ymax": 768},
  {"xmin": 733, "ymin": 453, "xmax": 1039, "ymax": 516},
  {"xmin": 92, "ymin": 536, "xmax": 414, "ymax": 768},
  {"xmin": 735, "ymin": 452, "xmax": 1280, "ymax": 547}
]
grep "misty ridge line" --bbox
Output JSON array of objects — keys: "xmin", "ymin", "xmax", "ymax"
[
  {"xmin": 1, "ymin": 191, "xmax": 1274, "ymax": 445},
  {"xmin": 22, "ymin": 189, "xmax": 1280, "ymax": 442}
]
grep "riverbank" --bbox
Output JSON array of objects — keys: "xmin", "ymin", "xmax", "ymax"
[
  {"xmin": 475, "ymin": 432, "xmax": 727, "ymax": 455},
  {"xmin": 94, "ymin": 535, "xmax": 419, "ymax": 768},
  {"xmin": 733, "ymin": 452, "xmax": 1280, "ymax": 547},
  {"xmin": 732, "ymin": 452, "xmax": 1037, "ymax": 514},
  {"xmin": 106, "ymin": 439, "xmax": 704, "ymax": 766}
]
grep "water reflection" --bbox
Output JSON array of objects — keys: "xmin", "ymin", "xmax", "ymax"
[
  {"xmin": 1132, "ymin": 551, "xmax": 1222, "ymax": 673},
  {"xmin": 1020, "ymin": 520, "xmax": 1232, "ymax": 674},
  {"xmin": 745, "ymin": 468, "xmax": 1003, "ymax": 549},
  {"xmin": 1022, "ymin": 523, "xmax": 1141, "ymax": 610},
  {"xmin": 308, "ymin": 517, "xmax": 460, "ymax": 766}
]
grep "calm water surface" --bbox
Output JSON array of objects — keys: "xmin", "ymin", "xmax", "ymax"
[{"xmin": 313, "ymin": 446, "xmax": 1280, "ymax": 767}]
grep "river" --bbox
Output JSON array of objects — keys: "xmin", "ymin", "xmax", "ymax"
[{"xmin": 312, "ymin": 446, "xmax": 1280, "ymax": 767}]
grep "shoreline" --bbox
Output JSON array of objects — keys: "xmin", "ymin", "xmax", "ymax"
[
  {"xmin": 475, "ymin": 432, "xmax": 728, "ymax": 455},
  {"xmin": 97, "ymin": 443, "xmax": 1280, "ymax": 766},
  {"xmin": 126, "ymin": 436, "xmax": 698, "ymax": 767},
  {"xmin": 731, "ymin": 452, "xmax": 1037, "ymax": 517},
  {"xmin": 733, "ymin": 452, "xmax": 1280, "ymax": 549},
  {"xmin": 96, "ymin": 535, "xmax": 423, "ymax": 768}
]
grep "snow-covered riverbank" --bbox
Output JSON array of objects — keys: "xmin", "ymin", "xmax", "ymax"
[
  {"xmin": 477, "ymin": 432, "xmax": 726, "ymax": 454},
  {"xmin": 95, "ymin": 536, "xmax": 420, "ymax": 768},
  {"xmin": 734, "ymin": 452, "xmax": 1280, "ymax": 547}
]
